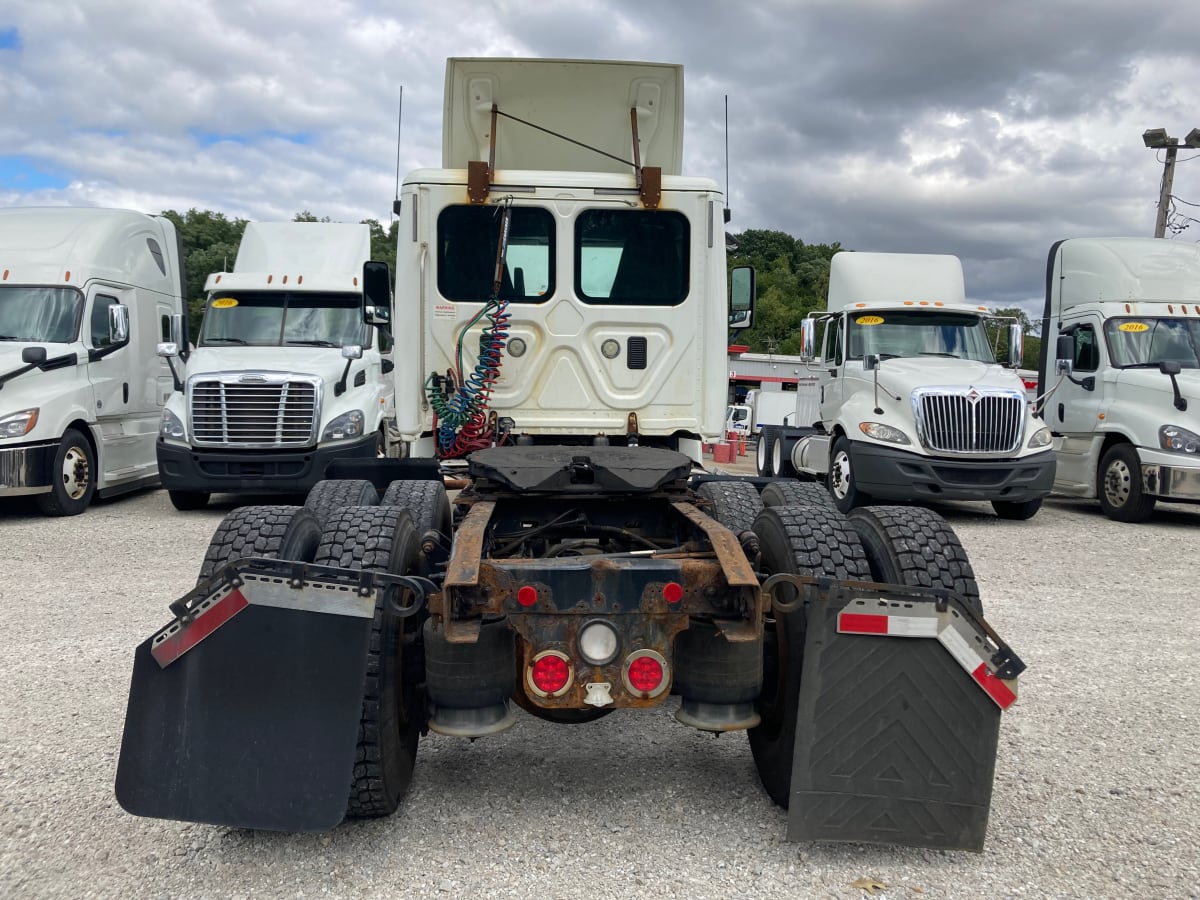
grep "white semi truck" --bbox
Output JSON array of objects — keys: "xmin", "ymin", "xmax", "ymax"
[
  {"xmin": 767, "ymin": 251, "xmax": 1055, "ymax": 519},
  {"xmin": 1038, "ymin": 237, "xmax": 1200, "ymax": 521},
  {"xmin": 118, "ymin": 58, "xmax": 1025, "ymax": 851},
  {"xmin": 155, "ymin": 221, "xmax": 393, "ymax": 509},
  {"xmin": 0, "ymin": 207, "xmax": 184, "ymax": 515}
]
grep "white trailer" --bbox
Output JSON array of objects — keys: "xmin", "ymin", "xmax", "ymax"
[
  {"xmin": 1039, "ymin": 237, "xmax": 1200, "ymax": 521},
  {"xmin": 769, "ymin": 252, "xmax": 1055, "ymax": 519},
  {"xmin": 155, "ymin": 222, "xmax": 393, "ymax": 509},
  {"xmin": 0, "ymin": 207, "xmax": 183, "ymax": 515}
]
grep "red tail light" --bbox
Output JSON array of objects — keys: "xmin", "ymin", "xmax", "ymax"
[
  {"xmin": 622, "ymin": 649, "xmax": 669, "ymax": 698},
  {"xmin": 662, "ymin": 581, "xmax": 683, "ymax": 604},
  {"xmin": 528, "ymin": 650, "xmax": 573, "ymax": 696}
]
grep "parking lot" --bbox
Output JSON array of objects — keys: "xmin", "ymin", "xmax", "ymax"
[{"xmin": 1, "ymin": 477, "xmax": 1197, "ymax": 899}]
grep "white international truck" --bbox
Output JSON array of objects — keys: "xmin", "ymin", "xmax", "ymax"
[
  {"xmin": 1038, "ymin": 237, "xmax": 1200, "ymax": 521},
  {"xmin": 771, "ymin": 251, "xmax": 1055, "ymax": 519},
  {"xmin": 118, "ymin": 58, "xmax": 1026, "ymax": 852},
  {"xmin": 0, "ymin": 207, "xmax": 183, "ymax": 515},
  {"xmin": 155, "ymin": 221, "xmax": 393, "ymax": 510}
]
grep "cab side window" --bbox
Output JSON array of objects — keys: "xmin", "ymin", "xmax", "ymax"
[
  {"xmin": 1072, "ymin": 325, "xmax": 1099, "ymax": 372},
  {"xmin": 91, "ymin": 295, "xmax": 120, "ymax": 348},
  {"xmin": 825, "ymin": 316, "xmax": 844, "ymax": 367}
]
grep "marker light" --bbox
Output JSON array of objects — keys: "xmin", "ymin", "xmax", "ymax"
[
  {"xmin": 517, "ymin": 586, "xmax": 538, "ymax": 607},
  {"xmin": 529, "ymin": 650, "xmax": 573, "ymax": 696},
  {"xmin": 662, "ymin": 581, "xmax": 683, "ymax": 604}
]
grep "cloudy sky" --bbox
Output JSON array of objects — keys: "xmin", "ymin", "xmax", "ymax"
[{"xmin": 2, "ymin": 0, "xmax": 1198, "ymax": 318}]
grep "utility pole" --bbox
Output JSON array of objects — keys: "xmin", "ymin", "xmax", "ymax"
[{"xmin": 1143, "ymin": 127, "xmax": 1200, "ymax": 238}]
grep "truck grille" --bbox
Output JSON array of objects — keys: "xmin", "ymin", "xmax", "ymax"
[
  {"xmin": 188, "ymin": 374, "xmax": 320, "ymax": 448},
  {"xmin": 912, "ymin": 388, "xmax": 1025, "ymax": 454}
]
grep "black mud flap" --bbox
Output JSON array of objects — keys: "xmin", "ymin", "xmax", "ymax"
[
  {"xmin": 115, "ymin": 564, "xmax": 392, "ymax": 832},
  {"xmin": 787, "ymin": 591, "xmax": 1009, "ymax": 852}
]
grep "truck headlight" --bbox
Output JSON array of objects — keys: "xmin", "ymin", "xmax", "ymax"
[
  {"xmin": 1160, "ymin": 425, "xmax": 1200, "ymax": 454},
  {"xmin": 1027, "ymin": 426, "xmax": 1052, "ymax": 449},
  {"xmin": 858, "ymin": 422, "xmax": 910, "ymax": 445},
  {"xmin": 160, "ymin": 408, "xmax": 185, "ymax": 440},
  {"xmin": 323, "ymin": 410, "xmax": 365, "ymax": 442},
  {"xmin": 0, "ymin": 408, "xmax": 39, "ymax": 438}
]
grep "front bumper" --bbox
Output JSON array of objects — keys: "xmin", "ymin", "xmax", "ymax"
[
  {"xmin": 852, "ymin": 442, "xmax": 1055, "ymax": 503},
  {"xmin": 0, "ymin": 441, "xmax": 56, "ymax": 496},
  {"xmin": 1140, "ymin": 448, "xmax": 1200, "ymax": 501},
  {"xmin": 157, "ymin": 434, "xmax": 379, "ymax": 495}
]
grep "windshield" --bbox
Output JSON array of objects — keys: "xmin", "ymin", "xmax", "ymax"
[
  {"xmin": 0, "ymin": 286, "xmax": 84, "ymax": 343},
  {"xmin": 846, "ymin": 311, "xmax": 996, "ymax": 363},
  {"xmin": 1105, "ymin": 317, "xmax": 1200, "ymax": 369},
  {"xmin": 198, "ymin": 292, "xmax": 367, "ymax": 348}
]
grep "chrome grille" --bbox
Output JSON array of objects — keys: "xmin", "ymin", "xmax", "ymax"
[
  {"xmin": 188, "ymin": 375, "xmax": 320, "ymax": 448},
  {"xmin": 912, "ymin": 388, "xmax": 1024, "ymax": 454}
]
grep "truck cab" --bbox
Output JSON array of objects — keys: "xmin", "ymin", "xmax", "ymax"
[
  {"xmin": 778, "ymin": 252, "xmax": 1055, "ymax": 519},
  {"xmin": 1039, "ymin": 237, "xmax": 1200, "ymax": 521},
  {"xmin": 156, "ymin": 222, "xmax": 393, "ymax": 509},
  {"xmin": 0, "ymin": 208, "xmax": 183, "ymax": 515}
]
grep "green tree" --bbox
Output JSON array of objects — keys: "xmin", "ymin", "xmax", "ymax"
[{"xmin": 161, "ymin": 208, "xmax": 248, "ymax": 340}]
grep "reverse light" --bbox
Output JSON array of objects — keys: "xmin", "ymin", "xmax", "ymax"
[
  {"xmin": 578, "ymin": 620, "xmax": 619, "ymax": 666},
  {"xmin": 859, "ymin": 421, "xmax": 910, "ymax": 445},
  {"xmin": 159, "ymin": 408, "xmax": 185, "ymax": 440},
  {"xmin": 322, "ymin": 410, "xmax": 365, "ymax": 442},
  {"xmin": 622, "ymin": 649, "xmax": 669, "ymax": 698},
  {"xmin": 1160, "ymin": 425, "xmax": 1200, "ymax": 454},
  {"xmin": 1027, "ymin": 426, "xmax": 1052, "ymax": 449},
  {"xmin": 528, "ymin": 650, "xmax": 573, "ymax": 697},
  {"xmin": 0, "ymin": 407, "xmax": 39, "ymax": 438}
]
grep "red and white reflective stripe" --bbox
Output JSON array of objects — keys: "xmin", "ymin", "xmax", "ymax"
[
  {"xmin": 151, "ymin": 588, "xmax": 248, "ymax": 667},
  {"xmin": 837, "ymin": 602, "xmax": 1019, "ymax": 710},
  {"xmin": 838, "ymin": 610, "xmax": 938, "ymax": 638}
]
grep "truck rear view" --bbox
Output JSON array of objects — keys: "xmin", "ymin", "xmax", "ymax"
[{"xmin": 116, "ymin": 58, "xmax": 1025, "ymax": 852}]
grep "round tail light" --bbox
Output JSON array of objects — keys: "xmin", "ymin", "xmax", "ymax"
[
  {"xmin": 622, "ymin": 649, "xmax": 669, "ymax": 698},
  {"xmin": 528, "ymin": 650, "xmax": 573, "ymax": 697}
]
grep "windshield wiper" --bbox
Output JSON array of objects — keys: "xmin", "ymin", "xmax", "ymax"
[
  {"xmin": 918, "ymin": 351, "xmax": 961, "ymax": 358},
  {"xmin": 204, "ymin": 337, "xmax": 249, "ymax": 345},
  {"xmin": 0, "ymin": 335, "xmax": 24, "ymax": 340},
  {"xmin": 285, "ymin": 339, "xmax": 339, "ymax": 347}
]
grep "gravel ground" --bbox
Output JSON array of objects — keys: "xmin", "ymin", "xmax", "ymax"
[{"xmin": 1, "ymin": 473, "xmax": 1197, "ymax": 900}]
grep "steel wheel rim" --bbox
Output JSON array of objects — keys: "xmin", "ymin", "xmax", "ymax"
[
  {"xmin": 1104, "ymin": 458, "xmax": 1132, "ymax": 507},
  {"xmin": 772, "ymin": 438, "xmax": 783, "ymax": 474},
  {"xmin": 756, "ymin": 436, "xmax": 768, "ymax": 469},
  {"xmin": 62, "ymin": 445, "xmax": 90, "ymax": 500},
  {"xmin": 830, "ymin": 450, "xmax": 851, "ymax": 499}
]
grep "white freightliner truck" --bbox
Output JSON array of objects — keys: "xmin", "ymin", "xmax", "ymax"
[
  {"xmin": 117, "ymin": 59, "xmax": 1025, "ymax": 851},
  {"xmin": 0, "ymin": 207, "xmax": 184, "ymax": 515},
  {"xmin": 1038, "ymin": 237, "xmax": 1200, "ymax": 521},
  {"xmin": 767, "ymin": 252, "xmax": 1055, "ymax": 519},
  {"xmin": 155, "ymin": 221, "xmax": 393, "ymax": 509}
]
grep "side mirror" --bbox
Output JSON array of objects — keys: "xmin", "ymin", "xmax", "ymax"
[
  {"xmin": 362, "ymin": 261, "xmax": 392, "ymax": 327},
  {"xmin": 1160, "ymin": 360, "xmax": 1182, "ymax": 376},
  {"xmin": 157, "ymin": 342, "xmax": 179, "ymax": 358},
  {"xmin": 109, "ymin": 304, "xmax": 130, "ymax": 344},
  {"xmin": 1055, "ymin": 334, "xmax": 1074, "ymax": 375},
  {"xmin": 1008, "ymin": 323, "xmax": 1024, "ymax": 368},
  {"xmin": 799, "ymin": 319, "xmax": 816, "ymax": 361},
  {"xmin": 728, "ymin": 266, "xmax": 756, "ymax": 330},
  {"xmin": 864, "ymin": 353, "xmax": 880, "ymax": 372},
  {"xmin": 341, "ymin": 344, "xmax": 364, "ymax": 360},
  {"xmin": 21, "ymin": 347, "xmax": 47, "ymax": 366}
]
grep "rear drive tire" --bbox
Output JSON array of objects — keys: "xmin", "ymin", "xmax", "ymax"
[
  {"xmin": 168, "ymin": 490, "xmax": 210, "ymax": 511},
  {"xmin": 696, "ymin": 480, "xmax": 764, "ymax": 537},
  {"xmin": 756, "ymin": 427, "xmax": 777, "ymax": 476},
  {"xmin": 314, "ymin": 506, "xmax": 423, "ymax": 819},
  {"xmin": 827, "ymin": 436, "xmax": 870, "ymax": 513},
  {"xmin": 1098, "ymin": 443, "xmax": 1156, "ymax": 522},
  {"xmin": 847, "ymin": 505, "xmax": 981, "ymax": 614},
  {"xmin": 760, "ymin": 480, "xmax": 834, "ymax": 510},
  {"xmin": 991, "ymin": 498, "xmax": 1043, "ymax": 520},
  {"xmin": 304, "ymin": 479, "xmax": 379, "ymax": 526},
  {"xmin": 197, "ymin": 505, "xmax": 322, "ymax": 583},
  {"xmin": 748, "ymin": 505, "xmax": 870, "ymax": 807},
  {"xmin": 380, "ymin": 479, "xmax": 452, "ymax": 537},
  {"xmin": 36, "ymin": 428, "xmax": 95, "ymax": 516}
]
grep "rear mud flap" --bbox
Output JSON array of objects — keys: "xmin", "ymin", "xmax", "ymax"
[
  {"xmin": 787, "ymin": 593, "xmax": 1005, "ymax": 852},
  {"xmin": 113, "ymin": 560, "xmax": 436, "ymax": 833}
]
